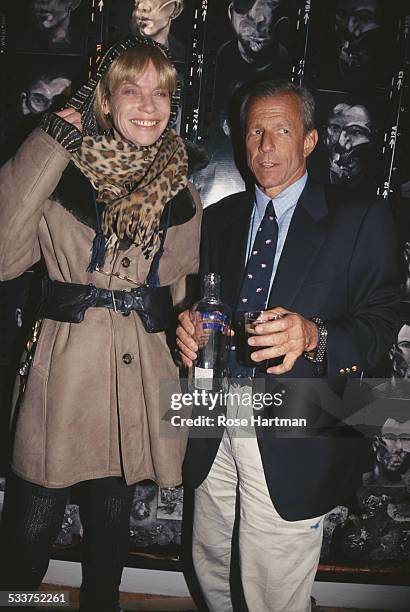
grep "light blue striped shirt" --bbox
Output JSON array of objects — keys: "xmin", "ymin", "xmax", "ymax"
[{"xmin": 246, "ymin": 172, "xmax": 308, "ymax": 304}]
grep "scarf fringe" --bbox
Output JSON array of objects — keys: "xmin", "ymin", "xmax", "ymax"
[
  {"xmin": 73, "ymin": 130, "xmax": 188, "ymax": 257},
  {"xmin": 87, "ymin": 229, "xmax": 107, "ymax": 273}
]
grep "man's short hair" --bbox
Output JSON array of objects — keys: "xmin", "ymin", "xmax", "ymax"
[{"xmin": 239, "ymin": 80, "xmax": 316, "ymax": 136}]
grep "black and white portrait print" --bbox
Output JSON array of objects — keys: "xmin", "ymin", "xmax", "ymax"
[
  {"xmin": 9, "ymin": 0, "xmax": 88, "ymax": 54},
  {"xmin": 0, "ymin": 56, "xmax": 84, "ymax": 165},
  {"xmin": 308, "ymin": 91, "xmax": 381, "ymax": 189},
  {"xmin": 304, "ymin": 0, "xmax": 400, "ymax": 91},
  {"xmin": 128, "ymin": 483, "xmax": 181, "ymax": 550},
  {"xmin": 195, "ymin": 0, "xmax": 298, "ymax": 208}
]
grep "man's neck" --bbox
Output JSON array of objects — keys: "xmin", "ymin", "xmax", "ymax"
[
  {"xmin": 152, "ymin": 25, "xmax": 171, "ymax": 47},
  {"xmin": 237, "ymin": 40, "xmax": 272, "ymax": 71}
]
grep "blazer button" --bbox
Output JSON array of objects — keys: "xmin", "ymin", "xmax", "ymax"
[
  {"xmin": 345, "ymin": 367, "xmax": 351, "ymax": 374},
  {"xmin": 351, "ymin": 365, "xmax": 358, "ymax": 372},
  {"xmin": 121, "ymin": 257, "xmax": 131, "ymax": 268},
  {"xmin": 339, "ymin": 368, "xmax": 345, "ymax": 375},
  {"xmin": 122, "ymin": 353, "xmax": 133, "ymax": 364}
]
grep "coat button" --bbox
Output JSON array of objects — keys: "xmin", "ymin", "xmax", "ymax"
[
  {"xmin": 345, "ymin": 367, "xmax": 351, "ymax": 374},
  {"xmin": 122, "ymin": 353, "xmax": 133, "ymax": 364},
  {"xmin": 339, "ymin": 368, "xmax": 345, "ymax": 375},
  {"xmin": 351, "ymin": 365, "xmax": 358, "ymax": 372},
  {"xmin": 121, "ymin": 257, "xmax": 131, "ymax": 268}
]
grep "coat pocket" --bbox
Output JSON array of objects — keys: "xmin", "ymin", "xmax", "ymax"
[{"xmin": 32, "ymin": 319, "xmax": 60, "ymax": 375}]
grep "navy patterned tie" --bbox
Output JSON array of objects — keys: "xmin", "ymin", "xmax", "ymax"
[
  {"xmin": 238, "ymin": 199, "xmax": 278, "ymax": 312},
  {"xmin": 229, "ymin": 200, "xmax": 278, "ymax": 376}
]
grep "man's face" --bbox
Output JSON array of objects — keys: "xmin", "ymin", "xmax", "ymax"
[
  {"xmin": 104, "ymin": 60, "xmax": 171, "ymax": 147},
  {"xmin": 377, "ymin": 437, "xmax": 408, "ymax": 472},
  {"xmin": 20, "ymin": 76, "xmax": 71, "ymax": 115},
  {"xmin": 323, "ymin": 103, "xmax": 372, "ymax": 184},
  {"xmin": 31, "ymin": 0, "xmax": 79, "ymax": 29},
  {"xmin": 335, "ymin": 0, "xmax": 380, "ymax": 69},
  {"xmin": 230, "ymin": 0, "xmax": 281, "ymax": 58},
  {"xmin": 133, "ymin": 0, "xmax": 180, "ymax": 39},
  {"xmin": 245, "ymin": 93, "xmax": 317, "ymax": 198},
  {"xmin": 391, "ymin": 324, "xmax": 410, "ymax": 379}
]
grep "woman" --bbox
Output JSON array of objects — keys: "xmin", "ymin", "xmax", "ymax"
[{"xmin": 0, "ymin": 35, "xmax": 202, "ymax": 611}]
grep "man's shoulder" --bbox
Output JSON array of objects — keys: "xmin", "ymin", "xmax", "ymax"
[
  {"xmin": 321, "ymin": 182, "xmax": 387, "ymax": 221},
  {"xmin": 203, "ymin": 190, "xmax": 251, "ymax": 223}
]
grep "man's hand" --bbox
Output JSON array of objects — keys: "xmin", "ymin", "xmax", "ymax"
[
  {"xmin": 56, "ymin": 108, "xmax": 83, "ymax": 132},
  {"xmin": 248, "ymin": 307, "xmax": 318, "ymax": 375},
  {"xmin": 176, "ymin": 310, "xmax": 199, "ymax": 368}
]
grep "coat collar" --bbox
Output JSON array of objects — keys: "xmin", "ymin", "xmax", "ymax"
[
  {"xmin": 216, "ymin": 180, "xmax": 329, "ymax": 311},
  {"xmin": 218, "ymin": 190, "xmax": 254, "ymax": 309},
  {"xmin": 267, "ymin": 179, "xmax": 329, "ymax": 310}
]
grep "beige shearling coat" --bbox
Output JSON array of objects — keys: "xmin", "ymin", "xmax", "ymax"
[{"xmin": 0, "ymin": 128, "xmax": 202, "ymax": 488}]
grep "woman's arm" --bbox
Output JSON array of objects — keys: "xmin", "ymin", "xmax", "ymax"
[
  {"xmin": 169, "ymin": 182, "xmax": 203, "ymax": 309},
  {"xmin": 0, "ymin": 111, "xmax": 82, "ymax": 280}
]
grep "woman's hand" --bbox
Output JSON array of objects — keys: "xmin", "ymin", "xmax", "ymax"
[{"xmin": 56, "ymin": 108, "xmax": 83, "ymax": 132}]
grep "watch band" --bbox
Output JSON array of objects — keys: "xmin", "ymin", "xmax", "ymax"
[{"xmin": 303, "ymin": 317, "xmax": 328, "ymax": 363}]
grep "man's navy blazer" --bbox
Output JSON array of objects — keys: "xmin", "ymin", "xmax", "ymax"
[{"xmin": 183, "ymin": 179, "xmax": 401, "ymax": 520}]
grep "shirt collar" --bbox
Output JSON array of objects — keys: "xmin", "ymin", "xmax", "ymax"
[{"xmin": 254, "ymin": 172, "xmax": 308, "ymax": 221}]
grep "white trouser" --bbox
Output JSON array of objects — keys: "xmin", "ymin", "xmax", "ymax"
[{"xmin": 192, "ymin": 386, "xmax": 324, "ymax": 612}]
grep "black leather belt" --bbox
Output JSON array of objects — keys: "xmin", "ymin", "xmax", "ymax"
[{"xmin": 38, "ymin": 277, "xmax": 173, "ymax": 332}]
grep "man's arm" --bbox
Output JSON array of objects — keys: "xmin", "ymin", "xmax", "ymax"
[{"xmin": 325, "ymin": 198, "xmax": 400, "ymax": 380}]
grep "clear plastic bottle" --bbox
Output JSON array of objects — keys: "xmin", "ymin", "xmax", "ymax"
[{"xmin": 188, "ymin": 273, "xmax": 232, "ymax": 392}]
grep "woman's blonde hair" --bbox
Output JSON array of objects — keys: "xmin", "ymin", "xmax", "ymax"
[{"xmin": 94, "ymin": 43, "xmax": 177, "ymax": 130}]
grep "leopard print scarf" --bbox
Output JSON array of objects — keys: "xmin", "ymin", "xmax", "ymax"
[{"xmin": 72, "ymin": 127, "xmax": 188, "ymax": 256}]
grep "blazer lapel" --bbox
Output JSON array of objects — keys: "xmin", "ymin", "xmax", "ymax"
[
  {"xmin": 219, "ymin": 191, "xmax": 254, "ymax": 309},
  {"xmin": 267, "ymin": 180, "xmax": 329, "ymax": 310}
]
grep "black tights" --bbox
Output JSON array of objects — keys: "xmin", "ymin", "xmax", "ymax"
[{"xmin": 0, "ymin": 473, "xmax": 136, "ymax": 612}]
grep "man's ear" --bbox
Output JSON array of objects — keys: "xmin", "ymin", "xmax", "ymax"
[
  {"xmin": 303, "ymin": 129, "xmax": 318, "ymax": 159},
  {"xmin": 20, "ymin": 92, "xmax": 29, "ymax": 115},
  {"xmin": 170, "ymin": 0, "xmax": 183, "ymax": 20},
  {"xmin": 228, "ymin": 2, "xmax": 233, "ymax": 22},
  {"xmin": 372, "ymin": 437, "xmax": 380, "ymax": 454}
]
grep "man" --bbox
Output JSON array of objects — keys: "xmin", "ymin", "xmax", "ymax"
[
  {"xmin": 20, "ymin": 75, "xmax": 71, "ymax": 116},
  {"xmin": 334, "ymin": 0, "xmax": 381, "ymax": 76},
  {"xmin": 214, "ymin": 0, "xmax": 290, "ymax": 126},
  {"xmin": 217, "ymin": 0, "xmax": 289, "ymax": 78},
  {"xmin": 197, "ymin": 0, "xmax": 290, "ymax": 208},
  {"xmin": 370, "ymin": 418, "xmax": 410, "ymax": 484},
  {"xmin": 30, "ymin": 0, "xmax": 83, "ymax": 51},
  {"xmin": 176, "ymin": 81, "xmax": 400, "ymax": 611},
  {"xmin": 131, "ymin": 0, "xmax": 185, "ymax": 64},
  {"xmin": 322, "ymin": 101, "xmax": 374, "ymax": 186},
  {"xmin": 390, "ymin": 323, "xmax": 410, "ymax": 380}
]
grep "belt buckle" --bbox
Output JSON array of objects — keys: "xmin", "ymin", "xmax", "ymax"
[{"xmin": 122, "ymin": 290, "xmax": 134, "ymax": 313}]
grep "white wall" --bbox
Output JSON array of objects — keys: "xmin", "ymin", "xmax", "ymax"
[{"xmin": 44, "ymin": 561, "xmax": 410, "ymax": 610}]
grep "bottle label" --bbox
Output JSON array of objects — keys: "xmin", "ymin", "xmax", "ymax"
[
  {"xmin": 201, "ymin": 311, "xmax": 229, "ymax": 332},
  {"xmin": 194, "ymin": 366, "xmax": 214, "ymax": 390}
]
